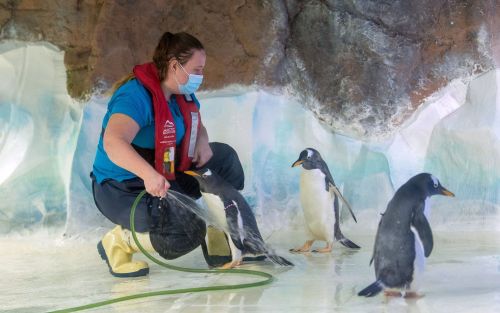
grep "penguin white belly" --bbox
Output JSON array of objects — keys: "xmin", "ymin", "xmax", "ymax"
[
  {"xmin": 299, "ymin": 169, "xmax": 335, "ymax": 241},
  {"xmin": 201, "ymin": 192, "xmax": 229, "ymax": 231},
  {"xmin": 411, "ymin": 198, "xmax": 431, "ymax": 291},
  {"xmin": 411, "ymin": 228, "xmax": 425, "ymax": 291}
]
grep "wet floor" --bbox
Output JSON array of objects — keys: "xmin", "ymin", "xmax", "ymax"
[{"xmin": 2, "ymin": 225, "xmax": 499, "ymax": 313}]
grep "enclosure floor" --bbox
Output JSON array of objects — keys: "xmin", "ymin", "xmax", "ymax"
[{"xmin": 2, "ymin": 226, "xmax": 499, "ymax": 313}]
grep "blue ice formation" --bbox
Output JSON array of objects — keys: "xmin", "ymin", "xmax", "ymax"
[{"xmin": 0, "ymin": 42, "xmax": 498, "ymax": 235}]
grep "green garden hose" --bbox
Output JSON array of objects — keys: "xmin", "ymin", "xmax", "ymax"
[{"xmin": 48, "ymin": 190, "xmax": 274, "ymax": 313}]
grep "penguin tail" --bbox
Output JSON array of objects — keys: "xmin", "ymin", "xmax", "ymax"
[
  {"xmin": 358, "ymin": 280, "xmax": 384, "ymax": 297},
  {"xmin": 266, "ymin": 252, "xmax": 294, "ymax": 266},
  {"xmin": 338, "ymin": 235, "xmax": 361, "ymax": 249}
]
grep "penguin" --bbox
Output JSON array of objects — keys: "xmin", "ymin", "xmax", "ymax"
[
  {"xmin": 358, "ymin": 173, "xmax": 455, "ymax": 298},
  {"xmin": 184, "ymin": 168, "xmax": 294, "ymax": 269},
  {"xmin": 291, "ymin": 148, "xmax": 360, "ymax": 253}
]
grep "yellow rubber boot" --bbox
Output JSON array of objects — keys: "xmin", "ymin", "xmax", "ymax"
[
  {"xmin": 97, "ymin": 226, "xmax": 153, "ymax": 277},
  {"xmin": 206, "ymin": 226, "xmax": 231, "ymax": 256},
  {"xmin": 201, "ymin": 226, "xmax": 232, "ymax": 267},
  {"xmin": 124, "ymin": 228, "xmax": 156, "ymax": 254},
  {"xmin": 202, "ymin": 226, "xmax": 267, "ymax": 267}
]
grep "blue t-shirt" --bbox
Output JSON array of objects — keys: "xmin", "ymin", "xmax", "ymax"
[{"xmin": 92, "ymin": 79, "xmax": 200, "ymax": 183}]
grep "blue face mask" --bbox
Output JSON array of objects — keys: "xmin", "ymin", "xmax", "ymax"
[{"xmin": 175, "ymin": 63, "xmax": 203, "ymax": 95}]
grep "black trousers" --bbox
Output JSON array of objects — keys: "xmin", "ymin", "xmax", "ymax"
[{"xmin": 91, "ymin": 142, "xmax": 244, "ymax": 260}]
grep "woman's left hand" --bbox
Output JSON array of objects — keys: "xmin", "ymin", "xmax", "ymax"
[{"xmin": 192, "ymin": 126, "xmax": 213, "ymax": 168}]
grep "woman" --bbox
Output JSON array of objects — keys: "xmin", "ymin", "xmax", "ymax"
[{"xmin": 91, "ymin": 32, "xmax": 244, "ymax": 277}]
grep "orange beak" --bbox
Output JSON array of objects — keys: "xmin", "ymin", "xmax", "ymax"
[
  {"xmin": 440, "ymin": 187, "xmax": 455, "ymax": 197},
  {"xmin": 184, "ymin": 170, "xmax": 200, "ymax": 177}
]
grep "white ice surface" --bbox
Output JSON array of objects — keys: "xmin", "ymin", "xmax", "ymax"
[{"xmin": 1, "ymin": 225, "xmax": 499, "ymax": 313}]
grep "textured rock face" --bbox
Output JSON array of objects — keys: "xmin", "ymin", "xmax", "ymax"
[
  {"xmin": 1, "ymin": 0, "xmax": 499, "ymax": 139},
  {"xmin": 0, "ymin": 0, "xmax": 286, "ymax": 97},
  {"xmin": 284, "ymin": 0, "xmax": 498, "ymax": 138}
]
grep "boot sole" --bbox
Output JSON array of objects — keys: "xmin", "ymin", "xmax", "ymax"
[{"xmin": 97, "ymin": 241, "xmax": 149, "ymax": 278}]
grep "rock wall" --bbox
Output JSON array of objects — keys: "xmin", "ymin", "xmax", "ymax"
[
  {"xmin": 1, "ymin": 0, "xmax": 499, "ymax": 138},
  {"xmin": 283, "ymin": 0, "xmax": 499, "ymax": 137}
]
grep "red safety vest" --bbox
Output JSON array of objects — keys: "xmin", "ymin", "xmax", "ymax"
[{"xmin": 133, "ymin": 62, "xmax": 201, "ymax": 180}]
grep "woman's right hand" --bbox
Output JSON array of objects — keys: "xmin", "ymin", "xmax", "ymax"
[{"xmin": 144, "ymin": 170, "xmax": 170, "ymax": 198}]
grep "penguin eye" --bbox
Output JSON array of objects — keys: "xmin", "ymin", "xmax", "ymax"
[{"xmin": 430, "ymin": 175, "xmax": 439, "ymax": 188}]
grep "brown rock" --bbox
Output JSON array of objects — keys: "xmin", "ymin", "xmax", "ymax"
[
  {"xmin": 1, "ymin": 0, "xmax": 499, "ymax": 138},
  {"xmin": 0, "ymin": 1, "xmax": 11, "ymax": 30},
  {"xmin": 284, "ymin": 0, "xmax": 498, "ymax": 138}
]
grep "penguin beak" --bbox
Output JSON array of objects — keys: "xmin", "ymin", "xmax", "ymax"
[
  {"xmin": 440, "ymin": 186, "xmax": 455, "ymax": 197},
  {"xmin": 184, "ymin": 170, "xmax": 200, "ymax": 177},
  {"xmin": 292, "ymin": 159, "xmax": 304, "ymax": 167}
]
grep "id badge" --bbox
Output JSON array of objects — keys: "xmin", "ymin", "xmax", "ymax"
[{"xmin": 163, "ymin": 147, "xmax": 175, "ymax": 175}]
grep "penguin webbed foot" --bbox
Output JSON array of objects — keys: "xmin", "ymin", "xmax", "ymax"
[
  {"xmin": 289, "ymin": 247, "xmax": 310, "ymax": 253},
  {"xmin": 312, "ymin": 248, "xmax": 331, "ymax": 253},
  {"xmin": 220, "ymin": 259, "xmax": 242, "ymax": 269},
  {"xmin": 289, "ymin": 240, "xmax": 314, "ymax": 253},
  {"xmin": 403, "ymin": 291, "xmax": 424, "ymax": 299},
  {"xmin": 384, "ymin": 290, "xmax": 403, "ymax": 297},
  {"xmin": 312, "ymin": 243, "xmax": 332, "ymax": 253}
]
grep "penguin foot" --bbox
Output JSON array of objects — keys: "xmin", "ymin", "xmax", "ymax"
[
  {"xmin": 289, "ymin": 248, "xmax": 310, "ymax": 253},
  {"xmin": 312, "ymin": 247, "xmax": 332, "ymax": 253},
  {"xmin": 404, "ymin": 291, "xmax": 424, "ymax": 299},
  {"xmin": 384, "ymin": 290, "xmax": 403, "ymax": 297},
  {"xmin": 312, "ymin": 243, "xmax": 332, "ymax": 253},
  {"xmin": 221, "ymin": 260, "xmax": 241, "ymax": 269},
  {"xmin": 289, "ymin": 240, "xmax": 314, "ymax": 253}
]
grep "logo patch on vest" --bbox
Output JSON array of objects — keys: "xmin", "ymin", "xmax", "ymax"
[
  {"xmin": 163, "ymin": 120, "xmax": 175, "ymax": 135},
  {"xmin": 161, "ymin": 119, "xmax": 176, "ymax": 143}
]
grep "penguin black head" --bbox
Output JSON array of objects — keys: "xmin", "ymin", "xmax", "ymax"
[
  {"xmin": 291, "ymin": 148, "xmax": 324, "ymax": 170},
  {"xmin": 408, "ymin": 173, "xmax": 455, "ymax": 198},
  {"xmin": 184, "ymin": 168, "xmax": 226, "ymax": 194}
]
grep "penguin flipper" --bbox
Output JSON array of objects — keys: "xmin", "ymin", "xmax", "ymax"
[
  {"xmin": 322, "ymin": 162, "xmax": 357, "ymax": 223},
  {"xmin": 333, "ymin": 196, "xmax": 361, "ymax": 249},
  {"xmin": 412, "ymin": 209, "xmax": 433, "ymax": 257},
  {"xmin": 358, "ymin": 281, "xmax": 384, "ymax": 297},
  {"xmin": 329, "ymin": 183, "xmax": 358, "ymax": 223},
  {"xmin": 223, "ymin": 199, "xmax": 245, "ymax": 251}
]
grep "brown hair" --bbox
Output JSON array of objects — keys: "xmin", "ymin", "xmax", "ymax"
[{"xmin": 109, "ymin": 32, "xmax": 204, "ymax": 93}]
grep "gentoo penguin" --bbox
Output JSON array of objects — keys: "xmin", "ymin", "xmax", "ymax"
[
  {"xmin": 291, "ymin": 148, "xmax": 360, "ymax": 253},
  {"xmin": 358, "ymin": 173, "xmax": 455, "ymax": 298},
  {"xmin": 184, "ymin": 169, "xmax": 293, "ymax": 269}
]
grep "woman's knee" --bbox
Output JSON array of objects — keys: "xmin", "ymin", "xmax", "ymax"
[
  {"xmin": 208, "ymin": 142, "xmax": 245, "ymax": 190},
  {"xmin": 209, "ymin": 142, "xmax": 238, "ymax": 160},
  {"xmin": 149, "ymin": 207, "xmax": 207, "ymax": 260},
  {"xmin": 150, "ymin": 227, "xmax": 206, "ymax": 260}
]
